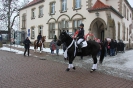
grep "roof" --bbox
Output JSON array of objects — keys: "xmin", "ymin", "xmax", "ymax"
[
  {"xmin": 88, "ymin": 0, "xmax": 123, "ymax": 18},
  {"xmin": 19, "ymin": 0, "xmax": 44, "ymax": 11},
  {"xmin": 89, "ymin": 0, "xmax": 110, "ymax": 11}
]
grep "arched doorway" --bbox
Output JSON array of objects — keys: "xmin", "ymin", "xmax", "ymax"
[{"xmin": 90, "ymin": 18, "xmax": 107, "ymax": 41}]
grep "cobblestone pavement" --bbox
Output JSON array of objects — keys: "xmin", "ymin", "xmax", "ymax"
[
  {"xmin": 0, "ymin": 46, "xmax": 133, "ymax": 88},
  {"xmin": 3, "ymin": 45, "xmax": 133, "ymax": 81}
]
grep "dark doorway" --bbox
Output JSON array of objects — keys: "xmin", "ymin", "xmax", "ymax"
[{"xmin": 101, "ymin": 30, "xmax": 104, "ymax": 41}]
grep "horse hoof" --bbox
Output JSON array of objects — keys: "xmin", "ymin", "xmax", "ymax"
[
  {"xmin": 66, "ymin": 68, "xmax": 70, "ymax": 71},
  {"xmin": 73, "ymin": 67, "xmax": 76, "ymax": 70},
  {"xmin": 90, "ymin": 69, "xmax": 96, "ymax": 73}
]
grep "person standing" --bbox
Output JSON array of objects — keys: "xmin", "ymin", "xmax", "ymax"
[
  {"xmin": 50, "ymin": 40, "xmax": 56, "ymax": 55},
  {"xmin": 109, "ymin": 39, "xmax": 115, "ymax": 56},
  {"xmin": 77, "ymin": 23, "xmax": 85, "ymax": 52},
  {"xmin": 104, "ymin": 38, "xmax": 108, "ymax": 57},
  {"xmin": 23, "ymin": 37, "xmax": 31, "ymax": 56}
]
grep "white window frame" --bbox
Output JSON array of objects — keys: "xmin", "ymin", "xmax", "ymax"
[
  {"xmin": 32, "ymin": 9, "xmax": 35, "ymax": 18},
  {"xmin": 49, "ymin": 23, "xmax": 55, "ymax": 39},
  {"xmin": 39, "ymin": 6, "xmax": 43, "ymax": 17},
  {"xmin": 73, "ymin": 19, "xmax": 82, "ymax": 32},
  {"xmin": 51, "ymin": 3, "xmax": 55, "ymax": 14},
  {"xmin": 75, "ymin": 0, "xmax": 81, "ymax": 9},
  {"xmin": 62, "ymin": 0, "xmax": 67, "ymax": 12},
  {"xmin": 38, "ymin": 26, "xmax": 43, "ymax": 35},
  {"xmin": 31, "ymin": 27, "xmax": 35, "ymax": 39}
]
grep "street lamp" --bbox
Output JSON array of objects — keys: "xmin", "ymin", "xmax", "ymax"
[{"xmin": 95, "ymin": 12, "xmax": 99, "ymax": 18}]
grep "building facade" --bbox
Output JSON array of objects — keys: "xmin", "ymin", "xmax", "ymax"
[{"xmin": 19, "ymin": 0, "xmax": 133, "ymax": 48}]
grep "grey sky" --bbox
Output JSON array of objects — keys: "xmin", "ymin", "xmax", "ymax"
[{"xmin": 128, "ymin": 0, "xmax": 133, "ymax": 7}]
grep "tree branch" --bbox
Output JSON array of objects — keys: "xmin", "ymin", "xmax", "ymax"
[{"xmin": 11, "ymin": 13, "xmax": 19, "ymax": 29}]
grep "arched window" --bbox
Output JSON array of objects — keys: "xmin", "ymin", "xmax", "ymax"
[
  {"xmin": 73, "ymin": 19, "xmax": 82, "ymax": 32},
  {"xmin": 58, "ymin": 20, "xmax": 69, "ymax": 36},
  {"xmin": 49, "ymin": 23, "xmax": 55, "ymax": 39}
]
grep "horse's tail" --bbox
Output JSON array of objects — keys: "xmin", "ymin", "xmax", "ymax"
[{"xmin": 99, "ymin": 43, "xmax": 105, "ymax": 64}]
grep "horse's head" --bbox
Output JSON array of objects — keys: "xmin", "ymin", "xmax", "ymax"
[
  {"xmin": 42, "ymin": 36, "xmax": 46, "ymax": 42},
  {"xmin": 57, "ymin": 31, "xmax": 70, "ymax": 46}
]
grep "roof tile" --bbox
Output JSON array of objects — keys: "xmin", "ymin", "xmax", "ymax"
[{"xmin": 90, "ymin": 0, "xmax": 110, "ymax": 10}]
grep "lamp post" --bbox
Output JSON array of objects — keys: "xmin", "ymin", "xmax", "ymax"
[{"xmin": 95, "ymin": 12, "xmax": 99, "ymax": 18}]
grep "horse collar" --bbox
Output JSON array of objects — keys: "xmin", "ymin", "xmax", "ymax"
[{"xmin": 64, "ymin": 39, "xmax": 76, "ymax": 58}]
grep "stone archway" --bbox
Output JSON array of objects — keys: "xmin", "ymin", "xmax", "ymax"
[{"xmin": 90, "ymin": 18, "xmax": 107, "ymax": 41}]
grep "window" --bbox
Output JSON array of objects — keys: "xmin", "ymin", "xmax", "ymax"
[
  {"xmin": 50, "ymin": 2, "xmax": 55, "ymax": 14},
  {"xmin": 61, "ymin": 0, "xmax": 67, "ymax": 12},
  {"xmin": 58, "ymin": 20, "xmax": 69, "ymax": 36},
  {"xmin": 118, "ymin": 23, "xmax": 120, "ymax": 40},
  {"xmin": 31, "ymin": 8, "xmax": 35, "ymax": 19},
  {"xmin": 49, "ymin": 23, "xmax": 55, "ymax": 39},
  {"xmin": 74, "ymin": 0, "xmax": 81, "ymax": 9},
  {"xmin": 123, "ymin": 5, "xmax": 126, "ymax": 18},
  {"xmin": 73, "ymin": 19, "xmax": 82, "ymax": 32},
  {"xmin": 127, "ymin": 28, "xmax": 128, "ymax": 41},
  {"xmin": 39, "ymin": 6, "xmax": 43, "ymax": 18},
  {"xmin": 22, "ymin": 14, "xmax": 26, "ymax": 29},
  {"xmin": 123, "ymin": 24, "xmax": 125, "ymax": 41},
  {"xmin": 38, "ymin": 26, "xmax": 43, "ymax": 35},
  {"xmin": 127, "ymin": 9, "xmax": 129, "ymax": 20},
  {"xmin": 31, "ymin": 27, "xmax": 35, "ymax": 39}
]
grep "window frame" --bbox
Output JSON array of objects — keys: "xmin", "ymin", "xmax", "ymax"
[
  {"xmin": 31, "ymin": 27, "xmax": 35, "ymax": 39},
  {"xmin": 22, "ymin": 14, "xmax": 26, "ymax": 29},
  {"xmin": 61, "ymin": 0, "xmax": 67, "ymax": 13},
  {"xmin": 38, "ymin": 25, "xmax": 43, "ymax": 35},
  {"xmin": 49, "ymin": 23, "xmax": 55, "ymax": 39},
  {"xmin": 58, "ymin": 20, "xmax": 69, "ymax": 37},
  {"xmin": 38, "ymin": 6, "xmax": 44, "ymax": 18},
  {"xmin": 31, "ymin": 8, "xmax": 36, "ymax": 19},
  {"xmin": 50, "ymin": 2, "xmax": 56, "ymax": 15},
  {"xmin": 73, "ymin": 19, "xmax": 82, "ymax": 32},
  {"xmin": 73, "ymin": 0, "xmax": 81, "ymax": 10}
]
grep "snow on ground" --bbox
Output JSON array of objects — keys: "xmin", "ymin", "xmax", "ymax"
[
  {"xmin": 3, "ymin": 44, "xmax": 64, "ymax": 55},
  {"xmin": 1, "ymin": 44, "xmax": 133, "ymax": 73}
]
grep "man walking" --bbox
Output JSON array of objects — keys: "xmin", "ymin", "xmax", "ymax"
[{"xmin": 23, "ymin": 37, "xmax": 31, "ymax": 56}]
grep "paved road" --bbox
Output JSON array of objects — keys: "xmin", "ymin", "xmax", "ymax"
[{"xmin": 0, "ymin": 50, "xmax": 133, "ymax": 88}]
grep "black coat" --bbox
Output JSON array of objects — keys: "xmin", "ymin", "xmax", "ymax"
[
  {"xmin": 114, "ymin": 42, "xmax": 117, "ymax": 48},
  {"xmin": 104, "ymin": 41, "xmax": 108, "ymax": 48},
  {"xmin": 23, "ymin": 39, "xmax": 31, "ymax": 48},
  {"xmin": 37, "ymin": 35, "xmax": 42, "ymax": 40},
  {"xmin": 77, "ymin": 28, "xmax": 84, "ymax": 39},
  {"xmin": 109, "ymin": 41, "xmax": 115, "ymax": 49}
]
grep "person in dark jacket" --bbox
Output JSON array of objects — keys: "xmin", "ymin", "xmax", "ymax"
[
  {"xmin": 77, "ymin": 23, "xmax": 85, "ymax": 52},
  {"xmin": 114, "ymin": 40, "xmax": 117, "ymax": 55},
  {"xmin": 109, "ymin": 39, "xmax": 115, "ymax": 56},
  {"xmin": 23, "ymin": 37, "xmax": 31, "ymax": 56},
  {"xmin": 37, "ymin": 33, "xmax": 42, "ymax": 46},
  {"xmin": 104, "ymin": 38, "xmax": 108, "ymax": 57}
]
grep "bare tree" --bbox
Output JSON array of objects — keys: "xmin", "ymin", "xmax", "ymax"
[
  {"xmin": 0, "ymin": 0, "xmax": 29, "ymax": 39},
  {"xmin": 0, "ymin": 0, "xmax": 29, "ymax": 49}
]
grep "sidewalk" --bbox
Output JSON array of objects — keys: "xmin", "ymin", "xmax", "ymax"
[
  {"xmin": 0, "ymin": 50, "xmax": 133, "ymax": 88},
  {"xmin": 2, "ymin": 44, "xmax": 133, "ymax": 81}
]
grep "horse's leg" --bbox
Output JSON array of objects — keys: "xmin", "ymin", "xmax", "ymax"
[
  {"xmin": 90, "ymin": 55, "xmax": 97, "ymax": 73},
  {"xmin": 40, "ymin": 47, "xmax": 42, "ymax": 53},
  {"xmin": 66, "ymin": 56, "xmax": 75, "ymax": 71},
  {"xmin": 34, "ymin": 45, "xmax": 36, "ymax": 52}
]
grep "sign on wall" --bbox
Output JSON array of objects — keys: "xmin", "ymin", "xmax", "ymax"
[{"xmin": 28, "ymin": 29, "xmax": 30, "ymax": 37}]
